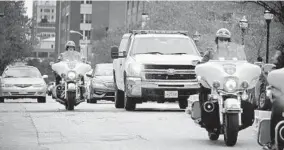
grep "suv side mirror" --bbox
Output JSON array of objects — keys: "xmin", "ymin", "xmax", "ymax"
[
  {"xmin": 111, "ymin": 46, "xmax": 119, "ymax": 59},
  {"xmin": 86, "ymin": 73, "xmax": 94, "ymax": 78},
  {"xmin": 111, "ymin": 46, "xmax": 126, "ymax": 59}
]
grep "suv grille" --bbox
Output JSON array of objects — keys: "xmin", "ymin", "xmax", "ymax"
[{"xmin": 143, "ymin": 65, "xmax": 196, "ymax": 81}]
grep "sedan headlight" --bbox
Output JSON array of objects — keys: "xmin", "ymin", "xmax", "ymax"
[
  {"xmin": 67, "ymin": 71, "xmax": 76, "ymax": 80},
  {"xmin": 127, "ymin": 63, "xmax": 143, "ymax": 77},
  {"xmin": 1, "ymin": 84, "xmax": 13, "ymax": 87},
  {"xmin": 224, "ymin": 78, "xmax": 238, "ymax": 92}
]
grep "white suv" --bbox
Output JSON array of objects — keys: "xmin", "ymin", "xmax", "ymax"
[{"xmin": 111, "ymin": 30, "xmax": 202, "ymax": 111}]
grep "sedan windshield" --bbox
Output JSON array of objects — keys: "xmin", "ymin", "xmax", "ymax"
[
  {"xmin": 130, "ymin": 37, "xmax": 199, "ymax": 56},
  {"xmin": 94, "ymin": 65, "xmax": 113, "ymax": 76},
  {"xmin": 3, "ymin": 68, "xmax": 42, "ymax": 78}
]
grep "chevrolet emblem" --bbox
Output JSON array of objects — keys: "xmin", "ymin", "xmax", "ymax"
[{"xmin": 167, "ymin": 68, "xmax": 175, "ymax": 75}]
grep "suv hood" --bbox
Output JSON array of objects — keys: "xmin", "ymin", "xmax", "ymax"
[
  {"xmin": 2, "ymin": 78, "xmax": 45, "ymax": 85},
  {"xmin": 133, "ymin": 54, "xmax": 201, "ymax": 65}
]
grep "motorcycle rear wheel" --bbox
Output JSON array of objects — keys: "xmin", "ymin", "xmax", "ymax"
[{"xmin": 66, "ymin": 91, "xmax": 76, "ymax": 111}]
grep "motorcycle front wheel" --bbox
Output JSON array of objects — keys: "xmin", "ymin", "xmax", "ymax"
[
  {"xmin": 66, "ymin": 91, "xmax": 76, "ymax": 110},
  {"xmin": 224, "ymin": 114, "xmax": 239, "ymax": 146}
]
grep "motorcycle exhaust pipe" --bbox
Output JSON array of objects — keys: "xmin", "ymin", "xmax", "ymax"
[{"xmin": 203, "ymin": 101, "xmax": 215, "ymax": 113}]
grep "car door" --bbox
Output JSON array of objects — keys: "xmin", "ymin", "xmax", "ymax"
[{"xmin": 116, "ymin": 37, "xmax": 131, "ymax": 90}]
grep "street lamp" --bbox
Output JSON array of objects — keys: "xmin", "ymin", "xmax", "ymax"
[
  {"xmin": 239, "ymin": 16, "xmax": 248, "ymax": 45},
  {"xmin": 264, "ymin": 10, "xmax": 274, "ymax": 63},
  {"xmin": 193, "ymin": 31, "xmax": 201, "ymax": 43}
]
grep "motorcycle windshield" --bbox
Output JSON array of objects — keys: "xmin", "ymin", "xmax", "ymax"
[
  {"xmin": 196, "ymin": 43, "xmax": 261, "ymax": 90},
  {"xmin": 61, "ymin": 51, "xmax": 82, "ymax": 62},
  {"xmin": 52, "ymin": 52, "xmax": 92, "ymax": 76},
  {"xmin": 211, "ymin": 43, "xmax": 247, "ymax": 61}
]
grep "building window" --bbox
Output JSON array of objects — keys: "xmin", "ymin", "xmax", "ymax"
[
  {"xmin": 44, "ymin": 9, "xmax": 50, "ymax": 12},
  {"xmin": 80, "ymin": 14, "xmax": 84, "ymax": 23},
  {"xmin": 85, "ymin": 30, "xmax": 91, "ymax": 39},
  {"xmin": 51, "ymin": 16, "xmax": 54, "ymax": 19},
  {"xmin": 32, "ymin": 52, "xmax": 37, "ymax": 57},
  {"xmin": 52, "ymin": 9, "xmax": 54, "ymax": 13},
  {"xmin": 80, "ymin": 30, "xmax": 84, "ymax": 39},
  {"xmin": 86, "ymin": 0, "xmax": 92, "ymax": 4},
  {"xmin": 85, "ymin": 14, "xmax": 91, "ymax": 23},
  {"xmin": 38, "ymin": 52, "xmax": 48, "ymax": 58},
  {"xmin": 81, "ymin": 0, "xmax": 84, "ymax": 4},
  {"xmin": 51, "ymin": 44, "xmax": 54, "ymax": 48},
  {"xmin": 40, "ymin": 9, "xmax": 42, "ymax": 12}
]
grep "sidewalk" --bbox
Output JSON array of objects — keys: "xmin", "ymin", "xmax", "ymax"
[{"xmin": 0, "ymin": 106, "xmax": 47, "ymax": 150}]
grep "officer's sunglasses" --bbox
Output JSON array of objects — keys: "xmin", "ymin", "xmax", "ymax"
[{"xmin": 218, "ymin": 37, "xmax": 230, "ymax": 42}]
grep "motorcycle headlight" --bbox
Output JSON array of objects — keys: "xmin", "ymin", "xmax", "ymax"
[
  {"xmin": 224, "ymin": 78, "xmax": 238, "ymax": 92},
  {"xmin": 67, "ymin": 71, "xmax": 76, "ymax": 80},
  {"xmin": 127, "ymin": 63, "xmax": 143, "ymax": 77}
]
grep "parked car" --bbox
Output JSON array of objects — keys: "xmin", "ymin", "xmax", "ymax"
[
  {"xmin": 0, "ymin": 64, "xmax": 48, "ymax": 103},
  {"xmin": 86, "ymin": 63, "xmax": 115, "ymax": 103}
]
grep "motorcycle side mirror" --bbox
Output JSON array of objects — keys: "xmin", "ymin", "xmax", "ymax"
[
  {"xmin": 263, "ymin": 64, "xmax": 276, "ymax": 73},
  {"xmin": 49, "ymin": 61, "xmax": 54, "ymax": 66},
  {"xmin": 42, "ymin": 75, "xmax": 48, "ymax": 79},
  {"xmin": 86, "ymin": 73, "xmax": 94, "ymax": 78}
]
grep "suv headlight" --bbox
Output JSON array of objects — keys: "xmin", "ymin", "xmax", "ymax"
[
  {"xmin": 224, "ymin": 77, "xmax": 238, "ymax": 92},
  {"xmin": 67, "ymin": 71, "xmax": 76, "ymax": 80},
  {"xmin": 127, "ymin": 63, "xmax": 143, "ymax": 77}
]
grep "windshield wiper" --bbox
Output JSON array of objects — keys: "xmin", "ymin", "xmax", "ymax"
[
  {"xmin": 167, "ymin": 53, "xmax": 187, "ymax": 55},
  {"xmin": 136, "ymin": 52, "xmax": 164, "ymax": 55},
  {"xmin": 4, "ymin": 76, "xmax": 14, "ymax": 78}
]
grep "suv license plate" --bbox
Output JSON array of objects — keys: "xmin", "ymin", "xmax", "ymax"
[{"xmin": 164, "ymin": 91, "xmax": 178, "ymax": 98}]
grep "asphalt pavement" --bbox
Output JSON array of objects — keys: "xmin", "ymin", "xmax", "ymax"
[{"xmin": 0, "ymin": 96, "xmax": 261, "ymax": 150}]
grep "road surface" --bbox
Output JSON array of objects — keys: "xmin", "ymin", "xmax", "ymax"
[{"xmin": 0, "ymin": 96, "xmax": 261, "ymax": 150}]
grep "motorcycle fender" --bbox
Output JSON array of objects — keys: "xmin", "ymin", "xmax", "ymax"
[
  {"xmin": 275, "ymin": 120, "xmax": 284, "ymax": 146},
  {"xmin": 223, "ymin": 98, "xmax": 242, "ymax": 113},
  {"xmin": 67, "ymin": 83, "xmax": 76, "ymax": 91}
]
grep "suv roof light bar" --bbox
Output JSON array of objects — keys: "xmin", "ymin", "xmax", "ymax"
[{"xmin": 129, "ymin": 30, "xmax": 189, "ymax": 36}]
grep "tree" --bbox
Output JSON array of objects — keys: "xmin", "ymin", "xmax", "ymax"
[
  {"xmin": 0, "ymin": 1, "xmax": 32, "ymax": 74},
  {"xmin": 249, "ymin": 1, "xmax": 284, "ymax": 26}
]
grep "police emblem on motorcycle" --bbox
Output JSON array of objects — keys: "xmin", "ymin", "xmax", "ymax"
[{"xmin": 167, "ymin": 69, "xmax": 175, "ymax": 75}]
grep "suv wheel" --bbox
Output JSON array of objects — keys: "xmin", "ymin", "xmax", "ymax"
[
  {"xmin": 0, "ymin": 97, "xmax": 4, "ymax": 103},
  {"xmin": 115, "ymin": 89, "xmax": 124, "ymax": 108}
]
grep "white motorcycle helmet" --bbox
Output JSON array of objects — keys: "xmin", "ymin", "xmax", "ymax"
[
  {"xmin": 65, "ymin": 40, "xmax": 76, "ymax": 51},
  {"xmin": 215, "ymin": 28, "xmax": 232, "ymax": 44}
]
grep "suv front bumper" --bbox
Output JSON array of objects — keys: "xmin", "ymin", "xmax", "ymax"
[{"xmin": 125, "ymin": 77, "xmax": 200, "ymax": 98}]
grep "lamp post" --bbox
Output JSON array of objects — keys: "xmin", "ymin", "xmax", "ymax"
[
  {"xmin": 239, "ymin": 16, "xmax": 248, "ymax": 46},
  {"xmin": 193, "ymin": 31, "xmax": 201, "ymax": 43},
  {"xmin": 70, "ymin": 30, "xmax": 88, "ymax": 61},
  {"xmin": 264, "ymin": 10, "xmax": 274, "ymax": 63}
]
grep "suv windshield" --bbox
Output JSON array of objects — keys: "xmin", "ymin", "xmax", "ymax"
[
  {"xmin": 130, "ymin": 36, "xmax": 199, "ymax": 56},
  {"xmin": 3, "ymin": 68, "xmax": 42, "ymax": 78}
]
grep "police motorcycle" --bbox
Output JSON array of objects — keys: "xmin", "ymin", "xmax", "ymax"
[
  {"xmin": 253, "ymin": 62, "xmax": 275, "ymax": 110},
  {"xmin": 257, "ymin": 65, "xmax": 284, "ymax": 150},
  {"xmin": 190, "ymin": 44, "xmax": 261, "ymax": 146},
  {"xmin": 50, "ymin": 52, "xmax": 92, "ymax": 110}
]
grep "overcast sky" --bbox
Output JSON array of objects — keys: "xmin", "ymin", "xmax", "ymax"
[{"xmin": 24, "ymin": 0, "xmax": 33, "ymax": 18}]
